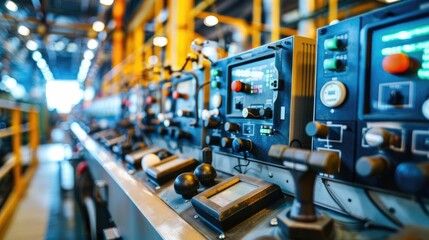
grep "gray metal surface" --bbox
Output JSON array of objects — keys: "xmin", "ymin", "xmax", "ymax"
[{"xmin": 71, "ymin": 122, "xmax": 206, "ymax": 240}]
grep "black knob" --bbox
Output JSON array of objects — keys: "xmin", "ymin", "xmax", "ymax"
[
  {"xmin": 259, "ymin": 108, "xmax": 272, "ymax": 119},
  {"xmin": 202, "ymin": 147, "xmax": 212, "ymax": 164},
  {"xmin": 204, "ymin": 118, "xmax": 220, "ymax": 129},
  {"xmin": 164, "ymin": 119, "xmax": 179, "ymax": 127},
  {"xmin": 242, "ymin": 108, "xmax": 261, "ymax": 119},
  {"xmin": 232, "ymin": 138, "xmax": 253, "ymax": 152},
  {"xmin": 395, "ymin": 163, "xmax": 429, "ymax": 194},
  {"xmin": 356, "ymin": 155, "xmax": 389, "ymax": 177},
  {"xmin": 174, "ymin": 173, "xmax": 200, "ymax": 199},
  {"xmin": 194, "ymin": 164, "xmax": 217, "ymax": 187},
  {"xmin": 387, "ymin": 90, "xmax": 404, "ymax": 105},
  {"xmin": 174, "ymin": 130, "xmax": 190, "ymax": 140},
  {"xmin": 221, "ymin": 137, "xmax": 233, "ymax": 148},
  {"xmin": 177, "ymin": 109, "xmax": 194, "ymax": 117},
  {"xmin": 224, "ymin": 122, "xmax": 239, "ymax": 132},
  {"xmin": 306, "ymin": 121, "xmax": 329, "ymax": 138},
  {"xmin": 206, "ymin": 135, "xmax": 221, "ymax": 146},
  {"xmin": 158, "ymin": 127, "xmax": 168, "ymax": 136},
  {"xmin": 364, "ymin": 128, "xmax": 398, "ymax": 149}
]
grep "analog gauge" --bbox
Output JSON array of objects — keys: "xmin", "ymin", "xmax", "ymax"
[{"xmin": 320, "ymin": 81, "xmax": 347, "ymax": 108}]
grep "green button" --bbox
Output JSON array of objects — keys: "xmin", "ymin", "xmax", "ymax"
[
  {"xmin": 323, "ymin": 58, "xmax": 340, "ymax": 70},
  {"xmin": 324, "ymin": 38, "xmax": 341, "ymax": 50},
  {"xmin": 418, "ymin": 69, "xmax": 429, "ymax": 79},
  {"xmin": 211, "ymin": 81, "xmax": 220, "ymax": 88},
  {"xmin": 211, "ymin": 69, "xmax": 221, "ymax": 77}
]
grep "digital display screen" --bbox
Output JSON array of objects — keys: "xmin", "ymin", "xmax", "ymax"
[
  {"xmin": 208, "ymin": 181, "xmax": 258, "ymax": 207},
  {"xmin": 230, "ymin": 58, "xmax": 277, "ymax": 94},
  {"xmin": 155, "ymin": 158, "xmax": 181, "ymax": 172},
  {"xmin": 374, "ymin": 16, "xmax": 429, "ymax": 80}
]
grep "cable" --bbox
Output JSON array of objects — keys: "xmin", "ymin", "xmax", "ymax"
[{"xmin": 233, "ymin": 157, "xmax": 251, "ymax": 174}]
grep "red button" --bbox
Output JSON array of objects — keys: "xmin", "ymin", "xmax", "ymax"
[
  {"xmin": 231, "ymin": 80, "xmax": 243, "ymax": 92},
  {"xmin": 146, "ymin": 96, "xmax": 155, "ymax": 104},
  {"xmin": 382, "ymin": 53, "xmax": 410, "ymax": 74},
  {"xmin": 172, "ymin": 91, "xmax": 180, "ymax": 99}
]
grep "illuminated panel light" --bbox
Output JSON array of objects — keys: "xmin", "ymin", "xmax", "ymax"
[
  {"xmin": 87, "ymin": 39, "xmax": 99, "ymax": 49},
  {"xmin": 81, "ymin": 59, "xmax": 92, "ymax": 68},
  {"xmin": 422, "ymin": 62, "xmax": 429, "ymax": 69},
  {"xmin": 423, "ymin": 55, "xmax": 429, "ymax": 61},
  {"xmin": 153, "ymin": 36, "xmax": 168, "ymax": 47},
  {"xmin": 381, "ymin": 41, "xmax": 429, "ymax": 55},
  {"xmin": 385, "ymin": 0, "xmax": 400, "ymax": 3},
  {"xmin": 425, "ymin": 48, "xmax": 429, "ymax": 54},
  {"xmin": 5, "ymin": 0, "xmax": 18, "ymax": 12},
  {"xmin": 32, "ymin": 51, "xmax": 42, "ymax": 61},
  {"xmin": 92, "ymin": 21, "xmax": 105, "ymax": 32},
  {"xmin": 26, "ymin": 40, "xmax": 38, "ymax": 51},
  {"xmin": 37, "ymin": 58, "xmax": 47, "ymax": 69},
  {"xmin": 203, "ymin": 15, "xmax": 219, "ymax": 27},
  {"xmin": 382, "ymin": 25, "xmax": 429, "ymax": 42},
  {"xmin": 54, "ymin": 41, "xmax": 66, "ymax": 51},
  {"xmin": 418, "ymin": 69, "xmax": 429, "ymax": 80},
  {"xmin": 84, "ymin": 50, "xmax": 95, "ymax": 60},
  {"xmin": 18, "ymin": 25, "xmax": 30, "ymax": 36},
  {"xmin": 67, "ymin": 43, "xmax": 78, "ymax": 53},
  {"xmin": 100, "ymin": 0, "xmax": 114, "ymax": 6}
]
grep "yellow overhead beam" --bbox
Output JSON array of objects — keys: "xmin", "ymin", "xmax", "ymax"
[
  {"xmin": 252, "ymin": 0, "xmax": 262, "ymax": 48},
  {"xmin": 271, "ymin": 0, "xmax": 280, "ymax": 41},
  {"xmin": 127, "ymin": 0, "xmax": 156, "ymax": 32}
]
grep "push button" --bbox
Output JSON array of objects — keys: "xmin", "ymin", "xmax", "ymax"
[
  {"xmin": 323, "ymin": 58, "xmax": 341, "ymax": 71},
  {"xmin": 324, "ymin": 38, "xmax": 342, "ymax": 51},
  {"xmin": 382, "ymin": 53, "xmax": 410, "ymax": 74},
  {"xmin": 413, "ymin": 131, "xmax": 429, "ymax": 154}
]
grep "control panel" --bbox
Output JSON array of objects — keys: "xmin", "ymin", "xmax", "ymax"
[
  {"xmin": 205, "ymin": 36, "xmax": 316, "ymax": 165},
  {"xmin": 164, "ymin": 67, "xmax": 209, "ymax": 148},
  {"xmin": 311, "ymin": 0, "xmax": 429, "ymax": 196}
]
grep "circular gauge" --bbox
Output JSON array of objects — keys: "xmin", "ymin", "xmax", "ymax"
[
  {"xmin": 165, "ymin": 98, "xmax": 172, "ymax": 112},
  {"xmin": 320, "ymin": 81, "xmax": 347, "ymax": 108},
  {"xmin": 211, "ymin": 93, "xmax": 222, "ymax": 108},
  {"xmin": 422, "ymin": 99, "xmax": 429, "ymax": 120}
]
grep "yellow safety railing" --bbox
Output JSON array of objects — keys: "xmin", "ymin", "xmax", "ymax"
[{"xmin": 0, "ymin": 99, "xmax": 39, "ymax": 237}]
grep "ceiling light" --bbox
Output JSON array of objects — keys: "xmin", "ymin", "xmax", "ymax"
[
  {"xmin": 5, "ymin": 0, "xmax": 18, "ymax": 12},
  {"xmin": 18, "ymin": 25, "xmax": 30, "ymax": 36},
  {"xmin": 153, "ymin": 36, "xmax": 168, "ymax": 47},
  {"xmin": 26, "ymin": 40, "xmax": 38, "ymax": 51},
  {"xmin": 92, "ymin": 21, "xmax": 105, "ymax": 32},
  {"xmin": 84, "ymin": 50, "xmax": 95, "ymax": 60},
  {"xmin": 81, "ymin": 59, "xmax": 92, "ymax": 68},
  {"xmin": 148, "ymin": 55, "xmax": 158, "ymax": 65},
  {"xmin": 100, "ymin": 0, "xmax": 114, "ymax": 6},
  {"xmin": 37, "ymin": 58, "xmax": 47, "ymax": 69},
  {"xmin": 32, "ymin": 51, "xmax": 42, "ymax": 61},
  {"xmin": 203, "ymin": 15, "xmax": 219, "ymax": 27},
  {"xmin": 87, "ymin": 39, "xmax": 99, "ymax": 49},
  {"xmin": 67, "ymin": 43, "xmax": 78, "ymax": 53}
]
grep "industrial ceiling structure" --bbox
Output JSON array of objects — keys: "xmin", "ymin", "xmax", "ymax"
[{"xmin": 0, "ymin": 0, "xmax": 388, "ymax": 99}]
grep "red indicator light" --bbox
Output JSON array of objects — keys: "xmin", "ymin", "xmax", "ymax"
[{"xmin": 382, "ymin": 53, "xmax": 410, "ymax": 74}]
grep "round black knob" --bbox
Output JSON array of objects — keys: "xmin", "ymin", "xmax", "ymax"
[
  {"xmin": 157, "ymin": 150, "xmax": 171, "ymax": 159},
  {"xmin": 158, "ymin": 127, "xmax": 168, "ymax": 136},
  {"xmin": 164, "ymin": 119, "xmax": 179, "ymax": 127},
  {"xmin": 202, "ymin": 147, "xmax": 212, "ymax": 164},
  {"xmin": 306, "ymin": 121, "xmax": 329, "ymax": 138},
  {"xmin": 395, "ymin": 163, "xmax": 429, "ymax": 194},
  {"xmin": 177, "ymin": 109, "xmax": 194, "ymax": 117},
  {"xmin": 224, "ymin": 122, "xmax": 239, "ymax": 132},
  {"xmin": 242, "ymin": 108, "xmax": 261, "ymax": 119},
  {"xmin": 174, "ymin": 173, "xmax": 200, "ymax": 199},
  {"xmin": 232, "ymin": 138, "xmax": 254, "ymax": 152},
  {"xmin": 174, "ymin": 130, "xmax": 190, "ymax": 140},
  {"xmin": 356, "ymin": 155, "xmax": 389, "ymax": 177},
  {"xmin": 364, "ymin": 128, "xmax": 398, "ymax": 149},
  {"xmin": 259, "ymin": 108, "xmax": 272, "ymax": 119},
  {"xmin": 204, "ymin": 118, "xmax": 220, "ymax": 129},
  {"xmin": 206, "ymin": 135, "xmax": 221, "ymax": 146},
  {"xmin": 194, "ymin": 164, "xmax": 217, "ymax": 187},
  {"xmin": 221, "ymin": 137, "xmax": 233, "ymax": 148}
]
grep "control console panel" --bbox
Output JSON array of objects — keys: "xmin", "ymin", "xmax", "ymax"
[
  {"xmin": 311, "ymin": 0, "xmax": 429, "ymax": 196},
  {"xmin": 205, "ymin": 36, "xmax": 316, "ymax": 165}
]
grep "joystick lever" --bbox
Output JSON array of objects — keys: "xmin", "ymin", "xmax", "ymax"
[{"xmin": 268, "ymin": 145, "xmax": 340, "ymax": 240}]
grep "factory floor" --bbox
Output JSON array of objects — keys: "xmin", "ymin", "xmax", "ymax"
[{"xmin": 3, "ymin": 128, "xmax": 85, "ymax": 240}]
